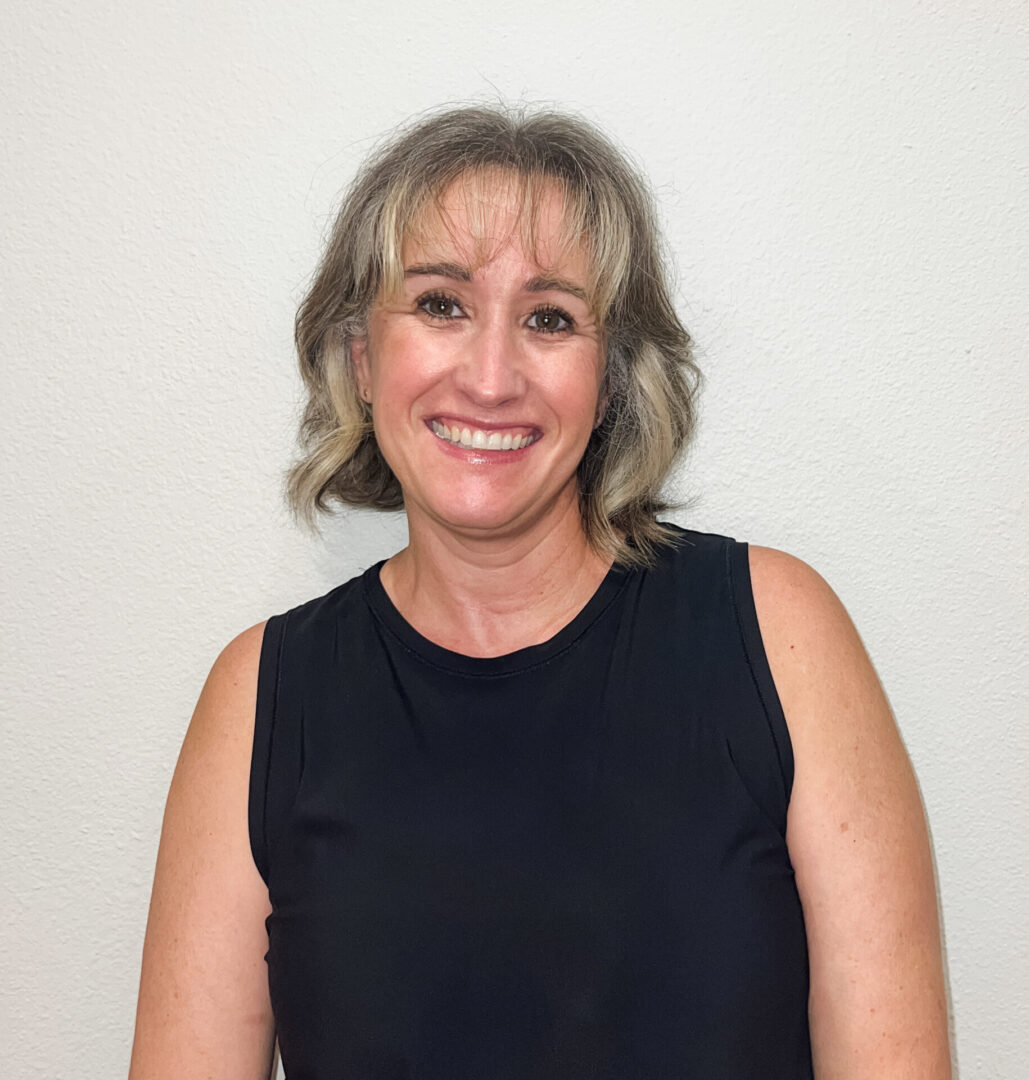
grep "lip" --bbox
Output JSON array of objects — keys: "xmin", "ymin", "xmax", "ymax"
[
  {"xmin": 426, "ymin": 415, "xmax": 542, "ymax": 438},
  {"xmin": 423, "ymin": 417, "xmax": 542, "ymax": 461}
]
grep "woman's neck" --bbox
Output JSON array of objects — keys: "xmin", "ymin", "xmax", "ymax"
[{"xmin": 379, "ymin": 501, "xmax": 614, "ymax": 658}]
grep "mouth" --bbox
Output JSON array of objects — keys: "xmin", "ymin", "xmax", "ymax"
[{"xmin": 428, "ymin": 419, "xmax": 540, "ymax": 452}]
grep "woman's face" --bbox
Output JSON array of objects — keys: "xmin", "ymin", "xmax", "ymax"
[{"xmin": 352, "ymin": 173, "xmax": 605, "ymax": 543}]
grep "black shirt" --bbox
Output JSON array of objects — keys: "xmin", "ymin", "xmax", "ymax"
[{"xmin": 249, "ymin": 526, "xmax": 813, "ymax": 1078}]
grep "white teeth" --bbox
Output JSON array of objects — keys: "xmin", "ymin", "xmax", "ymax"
[{"xmin": 430, "ymin": 420, "xmax": 535, "ymax": 451}]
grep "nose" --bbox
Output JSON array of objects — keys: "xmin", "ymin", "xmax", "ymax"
[{"xmin": 452, "ymin": 313, "xmax": 526, "ymax": 408}]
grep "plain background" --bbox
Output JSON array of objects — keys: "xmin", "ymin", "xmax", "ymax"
[{"xmin": 2, "ymin": 2, "xmax": 1026, "ymax": 1077}]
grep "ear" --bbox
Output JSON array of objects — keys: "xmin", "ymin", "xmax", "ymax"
[{"xmin": 350, "ymin": 335, "xmax": 371, "ymax": 401}]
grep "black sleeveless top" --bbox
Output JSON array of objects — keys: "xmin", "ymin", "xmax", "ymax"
[{"xmin": 249, "ymin": 526, "xmax": 813, "ymax": 1079}]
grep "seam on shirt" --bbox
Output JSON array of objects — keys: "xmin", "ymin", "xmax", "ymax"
[
  {"xmin": 726, "ymin": 539, "xmax": 793, "ymax": 801},
  {"xmin": 257, "ymin": 608, "xmax": 290, "ymax": 883}
]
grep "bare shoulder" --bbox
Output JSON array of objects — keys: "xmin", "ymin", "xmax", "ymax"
[
  {"xmin": 746, "ymin": 544, "xmax": 866, "ymax": 695},
  {"xmin": 201, "ymin": 620, "xmax": 268, "ymax": 712},
  {"xmin": 169, "ymin": 620, "xmax": 270, "ymax": 796},
  {"xmin": 746, "ymin": 542, "xmax": 916, "ymax": 849},
  {"xmin": 745, "ymin": 545, "xmax": 951, "ymax": 1078},
  {"xmin": 129, "ymin": 620, "xmax": 276, "ymax": 1080},
  {"xmin": 746, "ymin": 544, "xmax": 898, "ymax": 755}
]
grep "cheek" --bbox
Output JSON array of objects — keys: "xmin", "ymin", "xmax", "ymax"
[
  {"xmin": 372, "ymin": 325, "xmax": 453, "ymax": 393},
  {"xmin": 550, "ymin": 358, "xmax": 605, "ymax": 425}
]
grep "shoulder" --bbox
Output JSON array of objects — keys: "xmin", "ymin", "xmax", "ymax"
[
  {"xmin": 745, "ymin": 544, "xmax": 873, "ymax": 730},
  {"xmin": 745, "ymin": 544, "xmax": 918, "ymax": 862},
  {"xmin": 746, "ymin": 543, "xmax": 849, "ymax": 641},
  {"xmin": 175, "ymin": 621, "xmax": 271, "ymax": 795},
  {"xmin": 195, "ymin": 621, "xmax": 268, "ymax": 726},
  {"xmin": 744, "ymin": 542, "xmax": 917, "ymax": 818},
  {"xmin": 211, "ymin": 620, "xmax": 268, "ymax": 680},
  {"xmin": 745, "ymin": 544, "xmax": 901, "ymax": 803},
  {"xmin": 267, "ymin": 572, "xmax": 372, "ymax": 641}
]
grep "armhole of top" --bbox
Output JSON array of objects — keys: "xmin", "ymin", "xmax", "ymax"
[
  {"xmin": 726, "ymin": 540, "xmax": 796, "ymax": 804},
  {"xmin": 248, "ymin": 611, "xmax": 288, "ymax": 888}
]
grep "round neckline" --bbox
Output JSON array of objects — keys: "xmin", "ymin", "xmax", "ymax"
[{"xmin": 361, "ymin": 557, "xmax": 632, "ymax": 677}]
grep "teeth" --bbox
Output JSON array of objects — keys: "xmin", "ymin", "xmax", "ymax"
[{"xmin": 431, "ymin": 421, "xmax": 535, "ymax": 451}]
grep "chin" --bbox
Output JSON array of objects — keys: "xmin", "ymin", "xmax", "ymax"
[
  {"xmin": 405, "ymin": 472, "xmax": 582, "ymax": 540},
  {"xmin": 415, "ymin": 489, "xmax": 561, "ymax": 540},
  {"xmin": 428, "ymin": 504, "xmax": 529, "ymax": 537}
]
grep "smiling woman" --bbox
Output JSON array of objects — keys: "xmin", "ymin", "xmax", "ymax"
[
  {"xmin": 349, "ymin": 174, "xmax": 608, "ymax": 571},
  {"xmin": 289, "ymin": 110, "xmax": 698, "ymax": 569},
  {"xmin": 129, "ymin": 104, "xmax": 950, "ymax": 1080}
]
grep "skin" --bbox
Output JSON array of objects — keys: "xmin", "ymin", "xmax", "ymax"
[
  {"xmin": 751, "ymin": 546, "xmax": 951, "ymax": 1077},
  {"xmin": 128, "ymin": 622, "xmax": 276, "ymax": 1080},
  {"xmin": 350, "ymin": 174, "xmax": 613, "ymax": 656},
  {"xmin": 128, "ymin": 174, "xmax": 950, "ymax": 1078}
]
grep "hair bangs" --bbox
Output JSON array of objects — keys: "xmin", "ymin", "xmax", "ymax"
[{"xmin": 379, "ymin": 165, "xmax": 605, "ymax": 317}]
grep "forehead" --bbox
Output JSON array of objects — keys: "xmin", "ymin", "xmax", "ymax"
[{"xmin": 402, "ymin": 169, "xmax": 590, "ymax": 281}]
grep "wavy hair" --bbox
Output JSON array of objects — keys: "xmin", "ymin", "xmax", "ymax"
[{"xmin": 289, "ymin": 103, "xmax": 701, "ymax": 566}]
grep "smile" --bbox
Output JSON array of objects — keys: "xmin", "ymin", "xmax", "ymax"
[{"xmin": 430, "ymin": 420, "xmax": 538, "ymax": 451}]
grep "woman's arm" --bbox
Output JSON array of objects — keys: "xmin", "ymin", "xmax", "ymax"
[
  {"xmin": 129, "ymin": 623, "xmax": 277, "ymax": 1080},
  {"xmin": 749, "ymin": 546, "xmax": 950, "ymax": 1080}
]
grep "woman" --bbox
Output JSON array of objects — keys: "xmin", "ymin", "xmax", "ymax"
[{"xmin": 129, "ymin": 105, "xmax": 950, "ymax": 1078}]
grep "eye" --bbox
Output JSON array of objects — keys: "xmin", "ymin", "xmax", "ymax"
[
  {"xmin": 527, "ymin": 305, "xmax": 574, "ymax": 335},
  {"xmin": 417, "ymin": 291, "xmax": 465, "ymax": 322}
]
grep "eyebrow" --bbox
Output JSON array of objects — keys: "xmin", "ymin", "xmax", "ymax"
[
  {"xmin": 524, "ymin": 275, "xmax": 589, "ymax": 303},
  {"xmin": 404, "ymin": 262, "xmax": 472, "ymax": 283},
  {"xmin": 404, "ymin": 263, "xmax": 589, "ymax": 303}
]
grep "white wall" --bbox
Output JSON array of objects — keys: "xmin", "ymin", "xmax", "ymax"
[{"xmin": 2, "ymin": 2, "xmax": 1025, "ymax": 1076}]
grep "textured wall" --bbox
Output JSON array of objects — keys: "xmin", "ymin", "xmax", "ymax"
[{"xmin": 2, "ymin": 2, "xmax": 1025, "ymax": 1076}]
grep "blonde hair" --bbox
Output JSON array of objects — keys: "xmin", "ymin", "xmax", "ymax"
[{"xmin": 289, "ymin": 103, "xmax": 701, "ymax": 566}]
